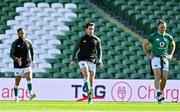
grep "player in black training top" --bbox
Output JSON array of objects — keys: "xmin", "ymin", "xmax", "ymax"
[
  {"xmin": 10, "ymin": 28, "xmax": 36, "ymax": 102},
  {"xmin": 70, "ymin": 23, "xmax": 103, "ymax": 104}
]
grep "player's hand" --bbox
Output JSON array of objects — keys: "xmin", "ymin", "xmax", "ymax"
[
  {"xmin": 146, "ymin": 54, "xmax": 153, "ymax": 59},
  {"xmin": 17, "ymin": 58, "xmax": 22, "ymax": 66},
  {"xmin": 166, "ymin": 54, "xmax": 173, "ymax": 60},
  {"xmin": 98, "ymin": 60, "xmax": 103, "ymax": 68},
  {"xmin": 31, "ymin": 61, "xmax": 35, "ymax": 68},
  {"xmin": 69, "ymin": 61, "xmax": 76, "ymax": 67}
]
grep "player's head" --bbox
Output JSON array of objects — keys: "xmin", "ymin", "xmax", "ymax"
[
  {"xmin": 17, "ymin": 28, "xmax": 26, "ymax": 39},
  {"xmin": 157, "ymin": 20, "xmax": 166, "ymax": 35},
  {"xmin": 86, "ymin": 22, "xmax": 95, "ymax": 36}
]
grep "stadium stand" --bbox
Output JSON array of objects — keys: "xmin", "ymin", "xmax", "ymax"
[{"xmin": 0, "ymin": 0, "xmax": 179, "ymax": 80}]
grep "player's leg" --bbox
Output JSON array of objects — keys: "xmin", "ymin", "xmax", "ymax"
[
  {"xmin": 88, "ymin": 72, "xmax": 94, "ymax": 104},
  {"xmin": 89, "ymin": 72, "xmax": 95, "ymax": 91},
  {"xmin": 153, "ymin": 69, "xmax": 164, "ymax": 103},
  {"xmin": 24, "ymin": 67, "xmax": 36, "ymax": 100},
  {"xmin": 151, "ymin": 57, "xmax": 164, "ymax": 103},
  {"xmin": 14, "ymin": 76, "xmax": 21, "ymax": 102},
  {"xmin": 79, "ymin": 61, "xmax": 90, "ymax": 92},
  {"xmin": 153, "ymin": 69, "xmax": 161, "ymax": 93},
  {"xmin": 160, "ymin": 70, "xmax": 167, "ymax": 92},
  {"xmin": 160, "ymin": 58, "xmax": 169, "ymax": 92},
  {"xmin": 14, "ymin": 68, "xmax": 22, "ymax": 102},
  {"xmin": 88, "ymin": 62, "xmax": 96, "ymax": 104}
]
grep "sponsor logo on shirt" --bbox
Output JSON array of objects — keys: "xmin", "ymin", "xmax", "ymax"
[{"xmin": 159, "ymin": 42, "xmax": 165, "ymax": 47}]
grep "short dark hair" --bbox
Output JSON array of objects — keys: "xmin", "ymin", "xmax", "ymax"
[
  {"xmin": 85, "ymin": 22, "xmax": 95, "ymax": 29},
  {"xmin": 17, "ymin": 28, "xmax": 24, "ymax": 33},
  {"xmin": 157, "ymin": 20, "xmax": 166, "ymax": 26}
]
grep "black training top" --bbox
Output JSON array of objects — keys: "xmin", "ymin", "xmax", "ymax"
[
  {"xmin": 10, "ymin": 37, "xmax": 34, "ymax": 68},
  {"xmin": 72, "ymin": 34, "xmax": 102, "ymax": 63}
]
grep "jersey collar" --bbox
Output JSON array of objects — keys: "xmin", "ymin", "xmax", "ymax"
[{"xmin": 158, "ymin": 31, "xmax": 166, "ymax": 36}]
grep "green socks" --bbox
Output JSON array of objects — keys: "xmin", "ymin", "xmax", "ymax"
[
  {"xmin": 14, "ymin": 85, "xmax": 18, "ymax": 97},
  {"xmin": 84, "ymin": 81, "xmax": 90, "ymax": 92},
  {"xmin": 27, "ymin": 81, "xmax": 32, "ymax": 94}
]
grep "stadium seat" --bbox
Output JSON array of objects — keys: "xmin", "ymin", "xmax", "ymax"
[
  {"xmin": 53, "ymin": 63, "xmax": 66, "ymax": 69},
  {"xmin": 107, "ymin": 68, "xmax": 120, "ymax": 75},
  {"xmin": 129, "ymin": 55, "xmax": 140, "ymax": 62},
  {"xmin": 114, "ymin": 73, "xmax": 128, "ymax": 79},
  {"xmin": 53, "ymin": 72, "xmax": 67, "ymax": 78},
  {"xmin": 45, "ymin": 0, "xmax": 58, "ymax": 3},
  {"xmin": 0, "ymin": 73, "xmax": 5, "ymax": 77},
  {"xmin": 123, "ymin": 68, "xmax": 135, "ymax": 76},
  {"xmin": 130, "ymin": 73, "xmax": 144, "ymax": 79},
  {"xmin": 130, "ymin": 64, "xmax": 142, "ymax": 70},
  {"xmin": 4, "ymin": 72, "xmax": 14, "ymax": 78},
  {"xmin": 107, "ymin": 50, "xmax": 119, "ymax": 57},
  {"xmin": 35, "ymin": 72, "xmax": 52, "ymax": 78},
  {"xmin": 68, "ymin": 72, "xmax": 81, "ymax": 78},
  {"xmin": 122, "ymin": 59, "xmax": 135, "ymax": 66},
  {"xmin": 114, "ymin": 55, "xmax": 127, "ymax": 61},
  {"xmin": 145, "ymin": 74, "xmax": 154, "ymax": 79},
  {"xmin": 24, "ymin": 2, "xmax": 36, "ymax": 8},
  {"xmin": 107, "ymin": 40, "xmax": 118, "ymax": 47},
  {"xmin": 107, "ymin": 59, "xmax": 119, "ymax": 66},
  {"xmin": 99, "ymin": 73, "xmax": 113, "ymax": 79},
  {"xmin": 114, "ymin": 46, "xmax": 126, "ymax": 52},
  {"xmin": 176, "ymin": 74, "xmax": 180, "ymax": 79},
  {"xmin": 122, "ymin": 51, "xmax": 134, "ymax": 57}
]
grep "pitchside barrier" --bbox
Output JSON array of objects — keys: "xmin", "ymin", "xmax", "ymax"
[{"xmin": 0, "ymin": 78, "xmax": 179, "ymax": 102}]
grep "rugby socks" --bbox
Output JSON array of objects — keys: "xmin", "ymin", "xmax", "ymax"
[
  {"xmin": 84, "ymin": 77, "xmax": 90, "ymax": 92},
  {"xmin": 90, "ymin": 86, "xmax": 93, "ymax": 91},
  {"xmin": 14, "ymin": 85, "xmax": 18, "ymax": 97},
  {"xmin": 156, "ymin": 89, "xmax": 161, "ymax": 93},
  {"xmin": 27, "ymin": 81, "xmax": 33, "ymax": 94}
]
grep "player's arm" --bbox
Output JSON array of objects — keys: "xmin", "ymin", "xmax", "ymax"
[
  {"xmin": 29, "ymin": 40, "xmax": 35, "ymax": 68},
  {"xmin": 97, "ymin": 39, "xmax": 103, "ymax": 67},
  {"xmin": 167, "ymin": 40, "xmax": 176, "ymax": 60},
  {"xmin": 10, "ymin": 42, "xmax": 18, "ymax": 62},
  {"xmin": 10, "ymin": 42, "xmax": 22, "ymax": 66},
  {"xmin": 69, "ymin": 39, "xmax": 80, "ymax": 66},
  {"xmin": 29, "ymin": 41, "xmax": 34, "ymax": 62},
  {"xmin": 29, "ymin": 42, "xmax": 34, "ymax": 62},
  {"xmin": 142, "ymin": 39, "xmax": 152, "ymax": 59},
  {"xmin": 71, "ymin": 39, "xmax": 80, "ymax": 61}
]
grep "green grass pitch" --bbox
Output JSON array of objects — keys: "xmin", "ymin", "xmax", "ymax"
[{"xmin": 0, "ymin": 101, "xmax": 180, "ymax": 112}]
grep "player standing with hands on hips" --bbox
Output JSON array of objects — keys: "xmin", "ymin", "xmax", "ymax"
[
  {"xmin": 10, "ymin": 28, "xmax": 36, "ymax": 102},
  {"xmin": 70, "ymin": 23, "xmax": 103, "ymax": 104},
  {"xmin": 142, "ymin": 20, "xmax": 176, "ymax": 103}
]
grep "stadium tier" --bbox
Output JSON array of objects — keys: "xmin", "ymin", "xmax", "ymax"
[{"xmin": 0, "ymin": 0, "xmax": 179, "ymax": 79}]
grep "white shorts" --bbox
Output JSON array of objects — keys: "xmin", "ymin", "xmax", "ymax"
[
  {"xmin": 151, "ymin": 57, "xmax": 169, "ymax": 71},
  {"xmin": 14, "ymin": 66, "xmax": 32, "ymax": 76},
  {"xmin": 78, "ymin": 61, "xmax": 96, "ymax": 73}
]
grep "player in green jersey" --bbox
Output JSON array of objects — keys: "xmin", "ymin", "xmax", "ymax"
[{"xmin": 142, "ymin": 20, "xmax": 176, "ymax": 103}]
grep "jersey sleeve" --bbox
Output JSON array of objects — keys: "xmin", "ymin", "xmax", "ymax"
[
  {"xmin": 97, "ymin": 38, "xmax": 102, "ymax": 62},
  {"xmin": 169, "ymin": 35, "xmax": 173, "ymax": 43},
  {"xmin": 10, "ymin": 41, "xmax": 18, "ymax": 62},
  {"xmin": 29, "ymin": 41, "xmax": 34, "ymax": 61},
  {"xmin": 147, "ymin": 34, "xmax": 154, "ymax": 43},
  {"xmin": 71, "ymin": 39, "xmax": 80, "ymax": 61}
]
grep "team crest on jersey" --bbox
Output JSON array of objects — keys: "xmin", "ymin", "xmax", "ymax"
[{"xmin": 159, "ymin": 42, "xmax": 165, "ymax": 47}]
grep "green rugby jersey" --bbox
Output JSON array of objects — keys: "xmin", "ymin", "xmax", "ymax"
[{"xmin": 147, "ymin": 32, "xmax": 173, "ymax": 57}]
